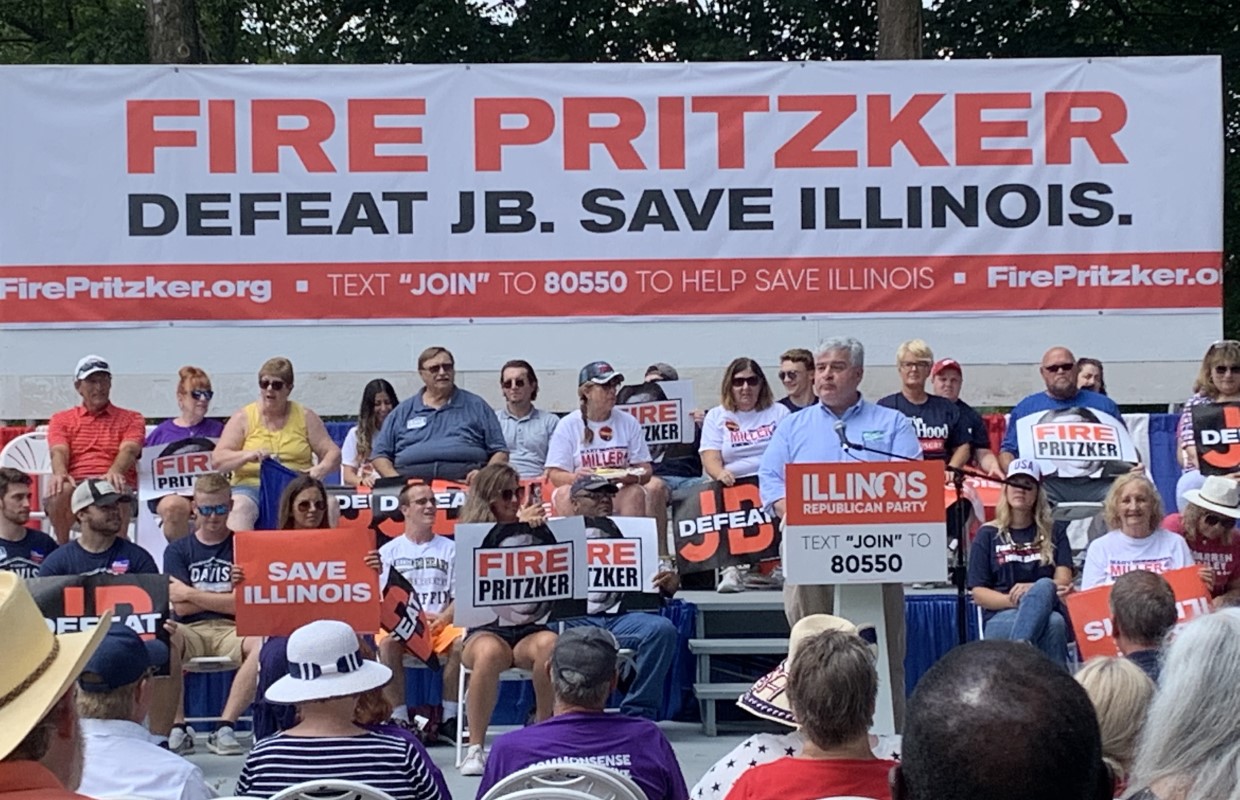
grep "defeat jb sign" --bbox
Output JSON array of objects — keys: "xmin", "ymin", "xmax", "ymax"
[{"xmin": 784, "ymin": 461, "xmax": 947, "ymax": 585}]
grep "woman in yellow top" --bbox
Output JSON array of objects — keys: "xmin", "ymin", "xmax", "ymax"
[{"xmin": 212, "ymin": 357, "xmax": 341, "ymax": 531}]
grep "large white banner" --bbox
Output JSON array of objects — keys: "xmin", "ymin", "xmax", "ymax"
[{"xmin": 0, "ymin": 58, "xmax": 1221, "ymax": 327}]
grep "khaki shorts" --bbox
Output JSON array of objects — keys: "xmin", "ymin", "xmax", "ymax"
[{"xmin": 181, "ymin": 618, "xmax": 243, "ymax": 665}]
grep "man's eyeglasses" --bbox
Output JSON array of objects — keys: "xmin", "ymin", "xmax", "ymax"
[
  {"xmin": 405, "ymin": 497, "xmax": 437, "ymax": 508},
  {"xmin": 502, "ymin": 378, "xmax": 527, "ymax": 389},
  {"xmin": 196, "ymin": 504, "xmax": 229, "ymax": 517},
  {"xmin": 190, "ymin": 389, "xmax": 214, "ymax": 401},
  {"xmin": 423, "ymin": 363, "xmax": 454, "ymax": 374},
  {"xmin": 1203, "ymin": 513, "xmax": 1233, "ymax": 527},
  {"xmin": 731, "ymin": 376, "xmax": 761, "ymax": 388},
  {"xmin": 1042, "ymin": 363, "xmax": 1075, "ymax": 374},
  {"xmin": 259, "ymin": 379, "xmax": 286, "ymax": 391},
  {"xmin": 500, "ymin": 487, "xmax": 526, "ymax": 502},
  {"xmin": 1214, "ymin": 365, "xmax": 1240, "ymax": 376},
  {"xmin": 777, "ymin": 371, "xmax": 802, "ymax": 382},
  {"xmin": 296, "ymin": 500, "xmax": 326, "ymax": 512}
]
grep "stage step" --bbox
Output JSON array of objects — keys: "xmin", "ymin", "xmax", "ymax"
[
  {"xmin": 688, "ymin": 638, "xmax": 789, "ymax": 655},
  {"xmin": 693, "ymin": 682, "xmax": 751, "ymax": 701}
]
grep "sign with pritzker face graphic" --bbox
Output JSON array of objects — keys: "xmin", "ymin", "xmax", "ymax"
[{"xmin": 783, "ymin": 461, "xmax": 947, "ymax": 584}]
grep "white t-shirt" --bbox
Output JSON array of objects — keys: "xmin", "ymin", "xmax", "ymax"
[
  {"xmin": 545, "ymin": 409, "xmax": 652, "ymax": 472},
  {"xmin": 378, "ymin": 533, "xmax": 455, "ymax": 614},
  {"xmin": 1081, "ymin": 528, "xmax": 1195, "ymax": 589},
  {"xmin": 700, "ymin": 403, "xmax": 790, "ymax": 479},
  {"xmin": 341, "ymin": 425, "xmax": 360, "ymax": 469}
]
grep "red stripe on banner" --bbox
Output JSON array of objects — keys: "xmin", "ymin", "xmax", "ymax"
[{"xmin": 0, "ymin": 252, "xmax": 1221, "ymax": 323}]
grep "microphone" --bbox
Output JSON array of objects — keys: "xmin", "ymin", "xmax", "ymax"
[{"xmin": 834, "ymin": 420, "xmax": 850, "ymax": 451}]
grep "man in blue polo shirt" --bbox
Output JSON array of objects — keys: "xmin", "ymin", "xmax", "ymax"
[
  {"xmin": 371, "ymin": 346, "xmax": 509, "ymax": 483},
  {"xmin": 758, "ymin": 336, "xmax": 920, "ymax": 729}
]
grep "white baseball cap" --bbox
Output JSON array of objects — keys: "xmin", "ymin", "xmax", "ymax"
[
  {"xmin": 74, "ymin": 355, "xmax": 111, "ymax": 381},
  {"xmin": 1007, "ymin": 459, "xmax": 1043, "ymax": 482}
]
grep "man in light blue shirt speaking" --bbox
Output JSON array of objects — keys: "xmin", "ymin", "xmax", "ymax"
[{"xmin": 758, "ymin": 336, "xmax": 920, "ymax": 729}]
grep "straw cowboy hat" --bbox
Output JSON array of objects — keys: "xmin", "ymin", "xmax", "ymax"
[
  {"xmin": 1183, "ymin": 475, "xmax": 1240, "ymax": 519},
  {"xmin": 0, "ymin": 572, "xmax": 111, "ymax": 760},
  {"xmin": 737, "ymin": 614, "xmax": 873, "ymax": 726},
  {"xmin": 265, "ymin": 620, "xmax": 391, "ymax": 705}
]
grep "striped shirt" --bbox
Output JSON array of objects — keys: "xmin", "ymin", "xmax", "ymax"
[{"xmin": 236, "ymin": 731, "xmax": 443, "ymax": 800}]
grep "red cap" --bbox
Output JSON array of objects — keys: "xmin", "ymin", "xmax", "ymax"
[{"xmin": 931, "ymin": 358, "xmax": 962, "ymax": 378}]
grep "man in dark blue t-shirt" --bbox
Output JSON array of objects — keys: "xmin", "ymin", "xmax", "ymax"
[
  {"xmin": 0, "ymin": 467, "xmax": 58, "ymax": 577},
  {"xmin": 162, "ymin": 473, "xmax": 259, "ymax": 757},
  {"xmin": 930, "ymin": 358, "xmax": 1004, "ymax": 479},
  {"xmin": 38, "ymin": 478, "xmax": 157, "ymax": 577}
]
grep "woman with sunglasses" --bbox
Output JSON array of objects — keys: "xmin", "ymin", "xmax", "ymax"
[
  {"xmin": 545, "ymin": 361, "xmax": 666, "ymax": 525},
  {"xmin": 144, "ymin": 366, "xmax": 225, "ymax": 542},
  {"xmin": 342, "ymin": 379, "xmax": 400, "ymax": 488},
  {"xmin": 213, "ymin": 357, "xmax": 341, "ymax": 532},
  {"xmin": 1180, "ymin": 475, "xmax": 1240, "ymax": 605},
  {"xmin": 455, "ymin": 463, "xmax": 557, "ymax": 776},
  {"xmin": 967, "ymin": 459, "xmax": 1073, "ymax": 662},
  {"xmin": 1177, "ymin": 340, "xmax": 1240, "ymax": 472}
]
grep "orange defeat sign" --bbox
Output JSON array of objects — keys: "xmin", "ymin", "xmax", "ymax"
[
  {"xmin": 235, "ymin": 528, "xmax": 380, "ymax": 637},
  {"xmin": 785, "ymin": 461, "xmax": 946, "ymax": 526}
]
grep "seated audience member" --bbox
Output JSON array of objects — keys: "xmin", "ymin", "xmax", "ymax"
[
  {"xmin": 724, "ymin": 630, "xmax": 896, "ymax": 800},
  {"xmin": 163, "ymin": 474, "xmax": 261, "ymax": 756},
  {"xmin": 213, "ymin": 357, "xmax": 341, "ymax": 532},
  {"xmin": 477, "ymin": 627, "xmax": 689, "ymax": 800},
  {"xmin": 354, "ymin": 688, "xmax": 451, "ymax": 800},
  {"xmin": 456, "ymin": 464, "xmax": 557, "ymax": 775},
  {"xmin": 372, "ymin": 346, "xmax": 508, "ymax": 484},
  {"xmin": 546, "ymin": 361, "xmax": 669, "ymax": 535},
  {"xmin": 641, "ymin": 363, "xmax": 706, "ymax": 495},
  {"xmin": 1082, "ymin": 474, "xmax": 1194, "ymax": 589},
  {"xmin": 929, "ymin": 358, "xmax": 1003, "ymax": 477},
  {"xmin": 776, "ymin": 348, "xmax": 815, "ymax": 412},
  {"xmin": 692, "ymin": 615, "xmax": 898, "ymax": 800},
  {"xmin": 0, "ymin": 467, "xmax": 58, "ymax": 576},
  {"xmin": 145, "ymin": 366, "xmax": 225, "ymax": 542},
  {"xmin": 1109, "ymin": 570, "xmax": 1177, "ymax": 683},
  {"xmin": 562, "ymin": 474, "xmax": 679, "ymax": 721},
  {"xmin": 892, "ymin": 640, "xmax": 1111, "ymax": 800},
  {"xmin": 496, "ymin": 359, "xmax": 560, "ymax": 479},
  {"xmin": 879, "ymin": 340, "xmax": 971, "ymax": 469},
  {"xmin": 45, "ymin": 355, "xmax": 146, "ymax": 544},
  {"xmin": 39, "ymin": 479, "xmax": 156, "ymax": 576},
  {"xmin": 1074, "ymin": 657, "xmax": 1155, "ymax": 797},
  {"xmin": 371, "ymin": 482, "xmax": 463, "ymax": 732},
  {"xmin": 1077, "ymin": 358, "xmax": 1108, "ymax": 395},
  {"xmin": 968, "ymin": 459, "xmax": 1073, "ymax": 663},
  {"xmin": 342, "ymin": 379, "xmax": 399, "ymax": 487},
  {"xmin": 236, "ymin": 620, "xmax": 443, "ymax": 800},
  {"xmin": 700, "ymin": 357, "xmax": 788, "ymax": 593},
  {"xmin": 1179, "ymin": 475, "xmax": 1240, "ymax": 604},
  {"xmin": 0, "ymin": 572, "xmax": 110, "ymax": 800},
  {"xmin": 1126, "ymin": 610, "xmax": 1240, "ymax": 800},
  {"xmin": 75, "ymin": 627, "xmax": 212, "ymax": 800},
  {"xmin": 1177, "ymin": 340, "xmax": 1240, "ymax": 471}
]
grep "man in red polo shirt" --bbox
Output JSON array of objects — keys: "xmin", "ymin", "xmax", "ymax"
[{"xmin": 45, "ymin": 356, "xmax": 146, "ymax": 544}]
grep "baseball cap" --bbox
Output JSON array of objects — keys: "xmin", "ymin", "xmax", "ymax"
[
  {"xmin": 644, "ymin": 362, "xmax": 679, "ymax": 382},
  {"xmin": 70, "ymin": 479, "xmax": 126, "ymax": 514},
  {"xmin": 930, "ymin": 358, "xmax": 962, "ymax": 378},
  {"xmin": 75, "ymin": 355, "xmax": 111, "ymax": 381},
  {"xmin": 571, "ymin": 475, "xmax": 620, "ymax": 496},
  {"xmin": 1007, "ymin": 459, "xmax": 1043, "ymax": 483},
  {"xmin": 552, "ymin": 627, "xmax": 619, "ymax": 689},
  {"xmin": 78, "ymin": 625, "xmax": 169, "ymax": 693},
  {"xmin": 579, "ymin": 361, "xmax": 623, "ymax": 386}
]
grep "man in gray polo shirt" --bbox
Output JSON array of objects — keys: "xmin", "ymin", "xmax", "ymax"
[
  {"xmin": 496, "ymin": 359, "xmax": 560, "ymax": 479},
  {"xmin": 372, "ymin": 346, "xmax": 508, "ymax": 483}
]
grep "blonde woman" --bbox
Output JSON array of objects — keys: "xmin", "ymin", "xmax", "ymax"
[
  {"xmin": 1075, "ymin": 657, "xmax": 1154, "ymax": 797},
  {"xmin": 967, "ymin": 459, "xmax": 1073, "ymax": 662},
  {"xmin": 1082, "ymin": 474, "xmax": 1193, "ymax": 589}
]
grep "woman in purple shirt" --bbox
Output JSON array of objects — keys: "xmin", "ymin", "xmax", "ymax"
[{"xmin": 144, "ymin": 366, "xmax": 224, "ymax": 542}]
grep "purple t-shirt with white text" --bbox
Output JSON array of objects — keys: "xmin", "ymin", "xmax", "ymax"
[
  {"xmin": 145, "ymin": 418, "xmax": 225, "ymax": 446},
  {"xmin": 476, "ymin": 711, "xmax": 688, "ymax": 800}
]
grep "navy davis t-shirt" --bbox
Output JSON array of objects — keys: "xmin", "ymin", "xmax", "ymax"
[
  {"xmin": 955, "ymin": 399, "xmax": 992, "ymax": 452},
  {"xmin": 0, "ymin": 528, "xmax": 59, "ymax": 578},
  {"xmin": 877, "ymin": 393, "xmax": 970, "ymax": 460},
  {"xmin": 38, "ymin": 538, "xmax": 158, "ymax": 577},
  {"xmin": 164, "ymin": 533, "xmax": 235, "ymax": 624},
  {"xmin": 967, "ymin": 523, "xmax": 1072, "ymax": 623}
]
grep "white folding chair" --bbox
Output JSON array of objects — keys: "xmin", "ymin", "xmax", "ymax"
[
  {"xmin": 0, "ymin": 432, "xmax": 51, "ymax": 529},
  {"xmin": 480, "ymin": 762, "xmax": 646, "ymax": 800},
  {"xmin": 456, "ymin": 663, "xmax": 533, "ymax": 767},
  {"xmin": 267, "ymin": 780, "xmax": 397, "ymax": 800},
  {"xmin": 489, "ymin": 789, "xmax": 600, "ymax": 800}
]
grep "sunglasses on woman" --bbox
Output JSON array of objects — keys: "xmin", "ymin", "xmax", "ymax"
[
  {"xmin": 1203, "ymin": 513, "xmax": 1233, "ymax": 527},
  {"xmin": 296, "ymin": 500, "xmax": 326, "ymax": 512},
  {"xmin": 190, "ymin": 389, "xmax": 214, "ymax": 401},
  {"xmin": 500, "ymin": 487, "xmax": 526, "ymax": 502},
  {"xmin": 1213, "ymin": 365, "xmax": 1240, "ymax": 376},
  {"xmin": 732, "ymin": 376, "xmax": 761, "ymax": 388},
  {"xmin": 259, "ymin": 379, "xmax": 286, "ymax": 391}
]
